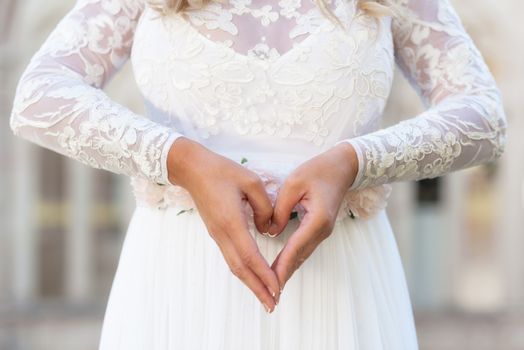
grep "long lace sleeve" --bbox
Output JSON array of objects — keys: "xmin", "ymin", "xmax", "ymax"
[
  {"xmin": 9, "ymin": 0, "xmax": 185, "ymax": 185},
  {"xmin": 338, "ymin": 0, "xmax": 507, "ymax": 191}
]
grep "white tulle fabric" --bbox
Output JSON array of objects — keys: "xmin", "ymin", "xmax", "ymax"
[
  {"xmin": 100, "ymin": 205, "xmax": 417, "ymax": 349},
  {"xmin": 8, "ymin": 0, "xmax": 507, "ymax": 348}
]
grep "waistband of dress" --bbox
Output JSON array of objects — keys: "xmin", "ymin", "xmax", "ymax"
[
  {"xmin": 129, "ymin": 160, "xmax": 393, "ymax": 223},
  {"xmin": 214, "ymin": 150, "xmax": 309, "ymax": 166}
]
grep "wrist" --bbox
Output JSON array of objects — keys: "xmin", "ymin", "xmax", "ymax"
[
  {"xmin": 166, "ymin": 137, "xmax": 204, "ymax": 187},
  {"xmin": 333, "ymin": 141, "xmax": 359, "ymax": 189}
]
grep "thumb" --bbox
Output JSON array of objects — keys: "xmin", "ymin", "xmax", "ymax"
[
  {"xmin": 268, "ymin": 183, "xmax": 304, "ymax": 237},
  {"xmin": 244, "ymin": 184, "xmax": 274, "ymax": 234}
]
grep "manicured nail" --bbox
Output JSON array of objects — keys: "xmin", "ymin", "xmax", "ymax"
[
  {"xmin": 261, "ymin": 230, "xmax": 278, "ymax": 238},
  {"xmin": 263, "ymin": 303, "xmax": 271, "ymax": 313}
]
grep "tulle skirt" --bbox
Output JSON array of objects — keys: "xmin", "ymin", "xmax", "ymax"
[{"xmin": 98, "ymin": 203, "xmax": 418, "ymax": 349}]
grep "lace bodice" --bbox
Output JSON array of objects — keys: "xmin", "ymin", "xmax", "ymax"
[{"xmin": 10, "ymin": 0, "xmax": 507, "ymax": 193}]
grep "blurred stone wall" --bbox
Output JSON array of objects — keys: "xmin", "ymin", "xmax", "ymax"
[{"xmin": 0, "ymin": 0, "xmax": 523, "ymax": 349}]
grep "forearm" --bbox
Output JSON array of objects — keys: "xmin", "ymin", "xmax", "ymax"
[
  {"xmin": 9, "ymin": 71, "xmax": 184, "ymax": 184},
  {"xmin": 336, "ymin": 91, "xmax": 507, "ymax": 191}
]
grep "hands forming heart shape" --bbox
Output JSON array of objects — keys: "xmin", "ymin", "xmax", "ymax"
[{"xmin": 166, "ymin": 138, "xmax": 358, "ymax": 314}]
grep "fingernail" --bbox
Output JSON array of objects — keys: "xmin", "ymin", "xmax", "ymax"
[
  {"xmin": 262, "ymin": 231, "xmax": 278, "ymax": 238},
  {"xmin": 263, "ymin": 303, "xmax": 271, "ymax": 314},
  {"xmin": 269, "ymin": 223, "xmax": 278, "ymax": 234},
  {"xmin": 269, "ymin": 288, "xmax": 276, "ymax": 298}
]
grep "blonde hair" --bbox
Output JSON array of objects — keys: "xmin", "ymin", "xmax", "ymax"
[{"xmin": 147, "ymin": 0, "xmax": 393, "ymax": 28}]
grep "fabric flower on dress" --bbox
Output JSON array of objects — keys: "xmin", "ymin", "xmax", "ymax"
[
  {"xmin": 130, "ymin": 176, "xmax": 167, "ymax": 208},
  {"xmin": 339, "ymin": 183, "xmax": 392, "ymax": 220}
]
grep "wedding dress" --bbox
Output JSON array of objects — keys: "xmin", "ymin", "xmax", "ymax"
[{"xmin": 9, "ymin": 0, "xmax": 507, "ymax": 348}]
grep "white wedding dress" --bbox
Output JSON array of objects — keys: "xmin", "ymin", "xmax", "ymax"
[{"xmin": 9, "ymin": 0, "xmax": 507, "ymax": 348}]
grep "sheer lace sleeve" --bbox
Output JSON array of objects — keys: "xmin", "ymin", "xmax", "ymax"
[
  {"xmin": 338, "ymin": 0, "xmax": 507, "ymax": 191},
  {"xmin": 9, "ymin": 0, "xmax": 185, "ymax": 185}
]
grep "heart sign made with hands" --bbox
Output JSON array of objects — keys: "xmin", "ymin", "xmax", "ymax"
[
  {"xmin": 131, "ymin": 142, "xmax": 391, "ymax": 312},
  {"xmin": 248, "ymin": 144, "xmax": 358, "ymax": 294}
]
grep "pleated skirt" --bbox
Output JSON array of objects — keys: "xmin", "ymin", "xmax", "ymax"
[{"xmin": 98, "ymin": 203, "xmax": 419, "ymax": 349}]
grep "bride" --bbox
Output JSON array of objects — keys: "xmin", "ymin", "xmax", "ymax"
[{"xmin": 9, "ymin": 0, "xmax": 506, "ymax": 348}]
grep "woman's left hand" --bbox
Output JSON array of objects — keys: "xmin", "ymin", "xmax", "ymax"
[{"xmin": 267, "ymin": 142, "xmax": 359, "ymax": 294}]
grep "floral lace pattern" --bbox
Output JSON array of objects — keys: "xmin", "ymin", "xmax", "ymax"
[
  {"xmin": 131, "ymin": 0, "xmax": 394, "ymax": 145},
  {"xmin": 8, "ymin": 0, "xmax": 507, "ymax": 213},
  {"xmin": 9, "ymin": 0, "xmax": 184, "ymax": 185}
]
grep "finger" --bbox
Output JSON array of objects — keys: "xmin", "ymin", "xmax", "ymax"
[
  {"xmin": 271, "ymin": 215, "xmax": 325, "ymax": 289},
  {"xmin": 271, "ymin": 234, "xmax": 307, "ymax": 290},
  {"xmin": 268, "ymin": 181, "xmax": 305, "ymax": 237},
  {"xmin": 242, "ymin": 177, "xmax": 274, "ymax": 234},
  {"xmin": 218, "ymin": 236, "xmax": 277, "ymax": 312},
  {"xmin": 227, "ymin": 213, "xmax": 281, "ymax": 304}
]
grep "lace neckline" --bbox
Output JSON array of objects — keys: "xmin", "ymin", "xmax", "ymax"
[
  {"xmin": 176, "ymin": 11, "xmax": 336, "ymax": 64},
  {"xmin": 166, "ymin": 0, "xmax": 350, "ymax": 62}
]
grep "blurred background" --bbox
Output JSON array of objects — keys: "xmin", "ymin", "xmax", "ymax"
[{"xmin": 0, "ymin": 0, "xmax": 523, "ymax": 349}]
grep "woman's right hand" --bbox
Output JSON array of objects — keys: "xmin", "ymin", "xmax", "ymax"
[{"xmin": 166, "ymin": 137, "xmax": 281, "ymax": 312}]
